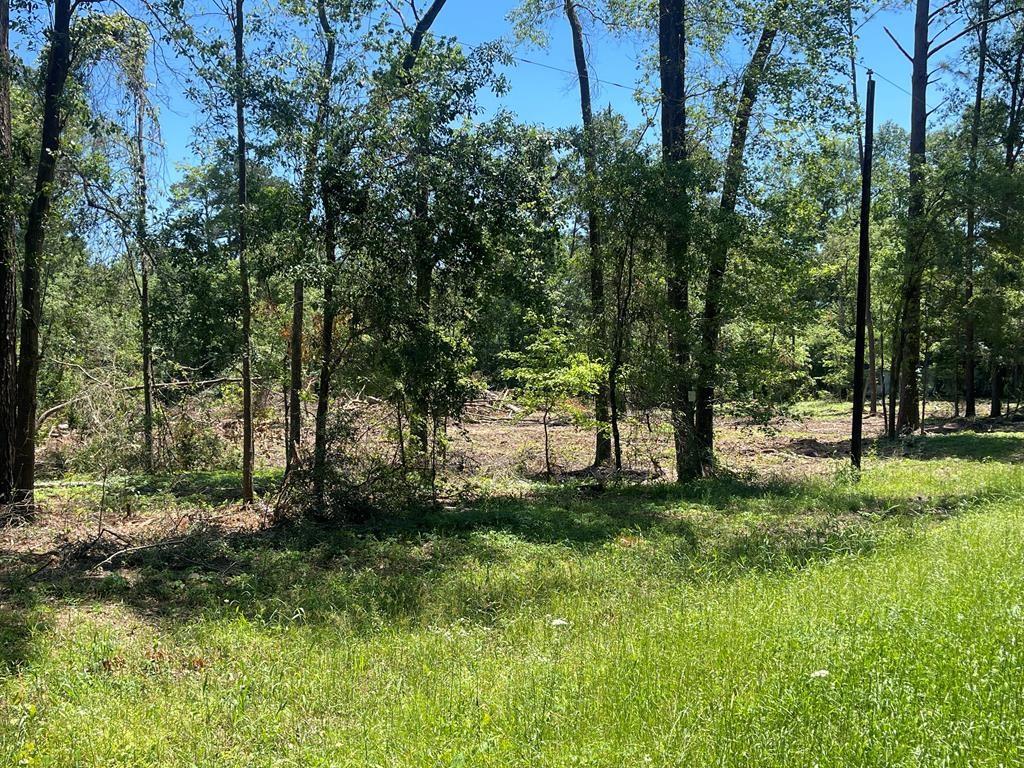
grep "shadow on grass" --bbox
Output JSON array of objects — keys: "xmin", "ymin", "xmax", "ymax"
[
  {"xmin": 898, "ymin": 431, "xmax": 1024, "ymax": 462},
  {"xmin": 0, "ymin": 603, "xmax": 40, "ymax": 674},
  {"xmin": 777, "ymin": 420, "xmax": 1024, "ymax": 463},
  {"xmin": 126, "ymin": 470, "xmax": 283, "ymax": 505},
  {"xmin": 0, "ymin": 467, "xmax": 991, "ymax": 671}
]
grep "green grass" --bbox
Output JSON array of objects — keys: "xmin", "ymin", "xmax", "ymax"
[
  {"xmin": 34, "ymin": 468, "xmax": 284, "ymax": 509},
  {"xmin": 3, "ymin": 433, "xmax": 1024, "ymax": 766},
  {"xmin": 787, "ymin": 399, "xmax": 852, "ymax": 419}
]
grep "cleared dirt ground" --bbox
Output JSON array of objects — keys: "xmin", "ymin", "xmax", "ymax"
[{"xmin": 4, "ymin": 397, "xmax": 1021, "ymax": 573}]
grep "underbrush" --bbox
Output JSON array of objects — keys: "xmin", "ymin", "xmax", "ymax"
[{"xmin": 2, "ymin": 428, "xmax": 1024, "ymax": 766}]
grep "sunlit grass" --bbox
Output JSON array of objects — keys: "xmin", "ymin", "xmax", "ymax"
[
  {"xmin": 3, "ymin": 428, "xmax": 1024, "ymax": 766},
  {"xmin": 787, "ymin": 398, "xmax": 852, "ymax": 419}
]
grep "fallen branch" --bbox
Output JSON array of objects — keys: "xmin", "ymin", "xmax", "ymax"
[{"xmin": 93, "ymin": 538, "xmax": 186, "ymax": 570}]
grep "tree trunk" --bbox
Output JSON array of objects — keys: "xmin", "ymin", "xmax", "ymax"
[
  {"xmin": 14, "ymin": 0, "xmax": 74, "ymax": 504},
  {"xmin": 609, "ymin": 239, "xmax": 636, "ymax": 473},
  {"xmin": 312, "ymin": 189, "xmax": 338, "ymax": 505},
  {"xmin": 0, "ymin": 0, "xmax": 17, "ymax": 505},
  {"xmin": 991, "ymin": 361, "xmax": 1004, "ymax": 419},
  {"xmin": 694, "ymin": 25, "xmax": 777, "ymax": 474},
  {"xmin": 895, "ymin": 0, "xmax": 929, "ymax": 434},
  {"xmin": 400, "ymin": 0, "xmax": 447, "ymax": 456},
  {"xmin": 965, "ymin": 0, "xmax": 989, "ymax": 419},
  {"xmin": 131, "ymin": 69, "xmax": 156, "ymax": 473},
  {"xmin": 410, "ymin": 244, "xmax": 432, "ymax": 453},
  {"xmin": 609, "ymin": 365, "xmax": 622, "ymax": 470},
  {"xmin": 953, "ymin": 344, "xmax": 961, "ymax": 417},
  {"xmin": 920, "ymin": 345, "xmax": 928, "ymax": 433},
  {"xmin": 660, "ymin": 0, "xmax": 701, "ymax": 482},
  {"xmin": 287, "ymin": 0, "xmax": 337, "ymax": 475},
  {"xmin": 287, "ymin": 279, "xmax": 303, "ymax": 470},
  {"xmin": 542, "ymin": 408, "xmax": 551, "ymax": 478},
  {"xmin": 887, "ymin": 322, "xmax": 900, "ymax": 438},
  {"xmin": 867, "ymin": 295, "xmax": 878, "ymax": 415},
  {"xmin": 879, "ymin": 327, "xmax": 888, "ymax": 434},
  {"xmin": 234, "ymin": 0, "xmax": 254, "ymax": 504},
  {"xmin": 565, "ymin": 0, "xmax": 612, "ymax": 468}
]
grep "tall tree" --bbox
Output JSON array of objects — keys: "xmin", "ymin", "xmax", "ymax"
[
  {"xmin": 891, "ymin": 0, "xmax": 930, "ymax": 434},
  {"xmin": 660, "ymin": 0, "xmax": 701, "ymax": 481},
  {"xmin": 399, "ymin": 0, "xmax": 447, "ymax": 454},
  {"xmin": 0, "ymin": 0, "xmax": 16, "ymax": 505},
  {"xmin": 127, "ymin": 30, "xmax": 156, "ymax": 472},
  {"xmin": 964, "ymin": 0, "xmax": 989, "ymax": 419},
  {"xmin": 312, "ymin": 159, "xmax": 342, "ymax": 505},
  {"xmin": 311, "ymin": 1, "xmax": 340, "ymax": 505},
  {"xmin": 15, "ymin": 0, "xmax": 75, "ymax": 503},
  {"xmin": 287, "ymin": 0, "xmax": 337, "ymax": 476},
  {"xmin": 693, "ymin": 23, "xmax": 778, "ymax": 474},
  {"xmin": 564, "ymin": 0, "xmax": 612, "ymax": 468},
  {"xmin": 990, "ymin": 12, "xmax": 1024, "ymax": 417},
  {"xmin": 233, "ymin": 0, "xmax": 255, "ymax": 503},
  {"xmin": 887, "ymin": 0, "xmax": 1018, "ymax": 433}
]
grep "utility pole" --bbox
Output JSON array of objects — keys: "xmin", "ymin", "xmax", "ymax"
[{"xmin": 852, "ymin": 72, "xmax": 875, "ymax": 470}]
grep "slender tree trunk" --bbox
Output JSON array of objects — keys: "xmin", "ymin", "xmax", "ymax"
[
  {"xmin": 399, "ymin": 0, "xmax": 447, "ymax": 456},
  {"xmin": 312, "ymin": 190, "xmax": 338, "ymax": 505},
  {"xmin": 867, "ymin": 293, "xmax": 878, "ymax": 415},
  {"xmin": 234, "ymin": 0, "xmax": 254, "ymax": 504},
  {"xmin": 14, "ymin": 0, "xmax": 74, "ymax": 504},
  {"xmin": 132, "ymin": 71, "xmax": 156, "ymax": 473},
  {"xmin": 991, "ymin": 362, "xmax": 1004, "ymax": 419},
  {"xmin": 0, "ymin": 0, "xmax": 18, "ymax": 505},
  {"xmin": 694, "ymin": 25, "xmax": 777, "ymax": 474},
  {"xmin": 542, "ymin": 408, "xmax": 551, "ymax": 478},
  {"xmin": 660, "ymin": 0, "xmax": 700, "ymax": 481},
  {"xmin": 888, "ymin": 321, "xmax": 900, "ymax": 438},
  {"xmin": 895, "ymin": 0, "xmax": 930, "ymax": 434},
  {"xmin": 965, "ymin": 0, "xmax": 989, "ymax": 419},
  {"xmin": 953, "ymin": 345, "xmax": 961, "ymax": 417},
  {"xmin": 565, "ymin": 0, "xmax": 612, "ymax": 467},
  {"xmin": 409, "ymin": 246, "xmax": 432, "ymax": 452},
  {"xmin": 287, "ymin": 280, "xmax": 303, "ymax": 469},
  {"xmin": 609, "ymin": 240, "xmax": 636, "ymax": 472},
  {"xmin": 609, "ymin": 367, "xmax": 622, "ymax": 470},
  {"xmin": 920, "ymin": 345, "xmax": 928, "ymax": 433},
  {"xmin": 287, "ymin": 0, "xmax": 337, "ymax": 475},
  {"xmin": 879, "ymin": 328, "xmax": 889, "ymax": 434}
]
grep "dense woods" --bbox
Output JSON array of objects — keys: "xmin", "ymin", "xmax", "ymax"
[{"xmin": 2, "ymin": 0, "xmax": 1024, "ymax": 514}]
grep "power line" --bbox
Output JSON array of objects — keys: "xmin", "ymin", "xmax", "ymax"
[
  {"xmin": 438, "ymin": 31, "xmax": 639, "ymax": 92},
  {"xmin": 854, "ymin": 60, "xmax": 913, "ymax": 98},
  {"xmin": 512, "ymin": 55, "xmax": 637, "ymax": 92},
  {"xmin": 854, "ymin": 63, "xmax": 1024, "ymax": 223}
]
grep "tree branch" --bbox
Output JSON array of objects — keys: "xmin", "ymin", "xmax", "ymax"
[
  {"xmin": 401, "ymin": 0, "xmax": 447, "ymax": 73},
  {"xmin": 884, "ymin": 26, "xmax": 914, "ymax": 62},
  {"xmin": 930, "ymin": 8, "xmax": 1024, "ymax": 58}
]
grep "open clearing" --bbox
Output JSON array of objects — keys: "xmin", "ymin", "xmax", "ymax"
[{"xmin": 2, "ymin": 403, "xmax": 1024, "ymax": 767}]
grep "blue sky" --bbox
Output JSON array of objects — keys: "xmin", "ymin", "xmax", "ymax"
[{"xmin": 142, "ymin": 1, "xmax": 963, "ymax": 189}]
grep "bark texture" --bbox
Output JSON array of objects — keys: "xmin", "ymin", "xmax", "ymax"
[
  {"xmin": 0, "ymin": 0, "xmax": 17, "ymax": 505},
  {"xmin": 693, "ymin": 25, "xmax": 777, "ymax": 474},
  {"xmin": 565, "ymin": 0, "xmax": 612, "ymax": 467},
  {"xmin": 15, "ymin": 0, "xmax": 74, "ymax": 503}
]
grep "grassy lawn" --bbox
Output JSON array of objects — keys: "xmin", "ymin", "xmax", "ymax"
[{"xmin": 3, "ymin": 431, "xmax": 1024, "ymax": 766}]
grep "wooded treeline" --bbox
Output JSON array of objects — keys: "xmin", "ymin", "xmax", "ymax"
[{"xmin": 2, "ymin": 0, "xmax": 1024, "ymax": 512}]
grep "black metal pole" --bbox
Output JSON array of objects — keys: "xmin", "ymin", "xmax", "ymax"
[{"xmin": 852, "ymin": 73, "xmax": 875, "ymax": 470}]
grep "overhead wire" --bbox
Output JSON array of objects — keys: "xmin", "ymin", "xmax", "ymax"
[{"xmin": 853, "ymin": 61, "xmax": 1024, "ymax": 226}]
